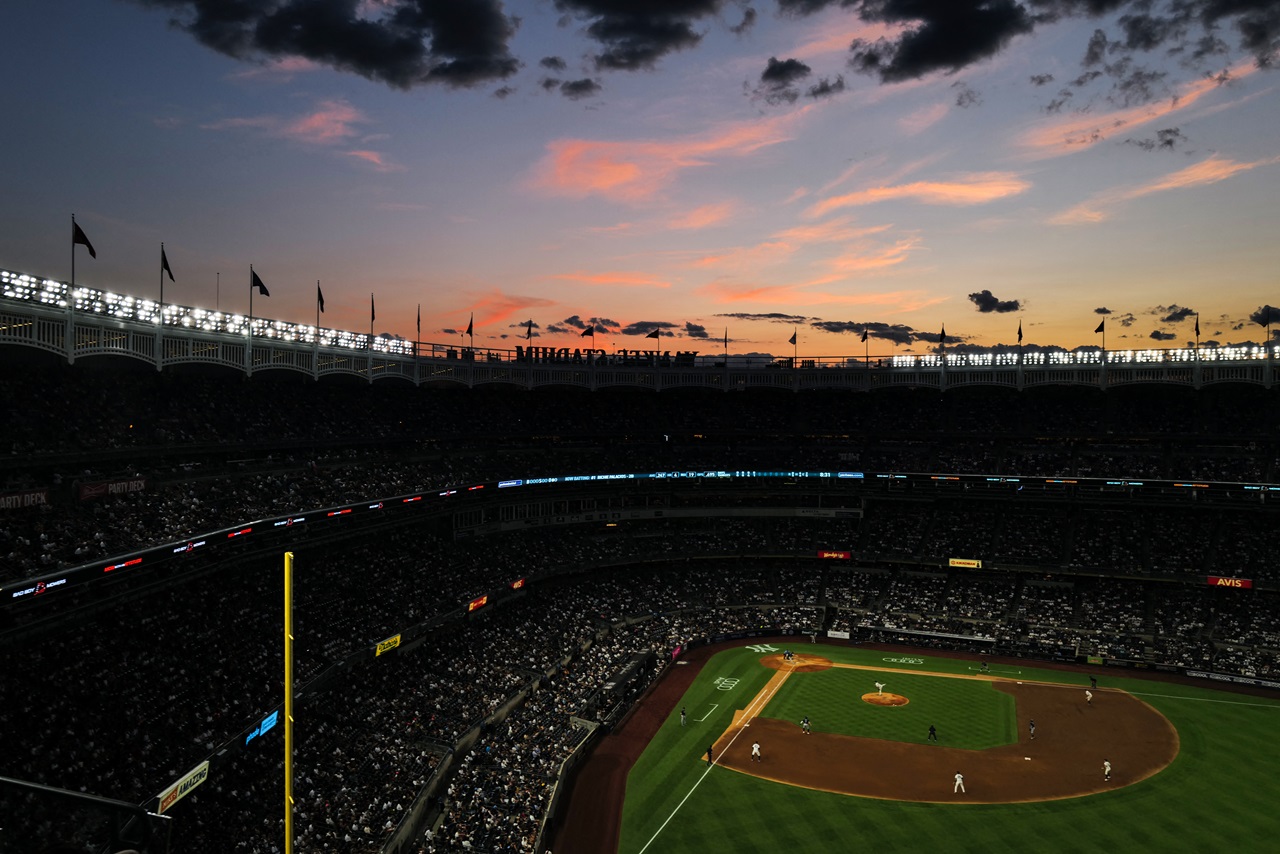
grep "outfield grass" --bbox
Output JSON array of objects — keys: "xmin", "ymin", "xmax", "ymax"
[
  {"xmin": 618, "ymin": 644, "xmax": 1280, "ymax": 853},
  {"xmin": 762, "ymin": 666, "xmax": 1016, "ymax": 749}
]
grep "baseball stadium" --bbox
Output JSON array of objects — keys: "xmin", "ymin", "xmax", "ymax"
[{"xmin": 2, "ymin": 272, "xmax": 1280, "ymax": 853}]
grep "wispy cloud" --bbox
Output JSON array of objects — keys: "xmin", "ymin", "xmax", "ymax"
[
  {"xmin": 203, "ymin": 99, "xmax": 369, "ymax": 146},
  {"xmin": 550, "ymin": 271, "xmax": 673, "ymax": 288},
  {"xmin": 806, "ymin": 172, "xmax": 1031, "ymax": 218},
  {"xmin": 1050, "ymin": 155, "xmax": 1280, "ymax": 224},
  {"xmin": 898, "ymin": 102, "xmax": 949, "ymax": 135},
  {"xmin": 228, "ymin": 56, "xmax": 321, "ymax": 82},
  {"xmin": 689, "ymin": 218, "xmax": 892, "ymax": 271},
  {"xmin": 1017, "ymin": 61, "xmax": 1257, "ymax": 159},
  {"xmin": 700, "ymin": 280, "xmax": 943, "ymax": 311},
  {"xmin": 346, "ymin": 150, "xmax": 403, "ymax": 172},
  {"xmin": 668, "ymin": 202, "xmax": 739, "ymax": 230},
  {"xmin": 530, "ymin": 110, "xmax": 807, "ymax": 203}
]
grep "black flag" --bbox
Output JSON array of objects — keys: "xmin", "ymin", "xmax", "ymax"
[
  {"xmin": 788, "ymin": 330, "xmax": 797, "ymax": 346},
  {"xmin": 1094, "ymin": 319, "xmax": 1105, "ymax": 334},
  {"xmin": 581, "ymin": 325, "xmax": 594, "ymax": 337},
  {"xmin": 317, "ymin": 284, "xmax": 325, "ymax": 313},
  {"xmin": 646, "ymin": 328, "xmax": 660, "ymax": 339},
  {"xmin": 860, "ymin": 328, "xmax": 868, "ymax": 343},
  {"xmin": 1017, "ymin": 320, "xmax": 1023, "ymax": 344},
  {"xmin": 161, "ymin": 246, "xmax": 175, "ymax": 281},
  {"xmin": 251, "ymin": 270, "xmax": 269, "ymax": 296},
  {"xmin": 465, "ymin": 313, "xmax": 473, "ymax": 337},
  {"xmin": 73, "ymin": 222, "xmax": 96, "ymax": 258},
  {"xmin": 939, "ymin": 325, "xmax": 947, "ymax": 344},
  {"xmin": 526, "ymin": 320, "xmax": 533, "ymax": 340}
]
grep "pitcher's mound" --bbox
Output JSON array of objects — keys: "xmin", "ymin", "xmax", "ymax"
[{"xmin": 862, "ymin": 692, "xmax": 909, "ymax": 706}]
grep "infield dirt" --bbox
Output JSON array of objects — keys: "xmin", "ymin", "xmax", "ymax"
[{"xmin": 545, "ymin": 640, "xmax": 1180, "ymax": 853}]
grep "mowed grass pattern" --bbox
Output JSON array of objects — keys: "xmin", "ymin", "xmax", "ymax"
[
  {"xmin": 618, "ymin": 644, "xmax": 1280, "ymax": 854},
  {"xmin": 763, "ymin": 667, "xmax": 1016, "ymax": 749}
]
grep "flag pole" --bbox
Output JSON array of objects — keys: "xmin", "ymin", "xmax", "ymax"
[
  {"xmin": 284, "ymin": 550, "xmax": 296, "ymax": 854},
  {"xmin": 248, "ymin": 265, "xmax": 254, "ymax": 376},
  {"xmin": 69, "ymin": 215, "xmax": 77, "ymax": 366},
  {"xmin": 159, "ymin": 243, "xmax": 166, "ymax": 323},
  {"xmin": 158, "ymin": 243, "xmax": 165, "ymax": 372}
]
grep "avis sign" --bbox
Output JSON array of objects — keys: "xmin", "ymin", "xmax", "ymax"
[{"xmin": 1207, "ymin": 576, "xmax": 1253, "ymax": 589}]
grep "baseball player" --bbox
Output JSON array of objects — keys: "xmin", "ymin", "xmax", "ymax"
[
  {"xmin": 1029, "ymin": 719, "xmax": 1036, "ymax": 740},
  {"xmin": 801, "ymin": 716, "xmax": 811, "ymax": 734},
  {"xmin": 1086, "ymin": 690, "xmax": 1093, "ymax": 705},
  {"xmin": 875, "ymin": 681, "xmax": 885, "ymax": 695},
  {"xmin": 751, "ymin": 741, "xmax": 762, "ymax": 762},
  {"xmin": 928, "ymin": 724, "xmax": 938, "ymax": 742},
  {"xmin": 680, "ymin": 706, "xmax": 686, "ymax": 726},
  {"xmin": 954, "ymin": 772, "xmax": 965, "ymax": 793},
  {"xmin": 1103, "ymin": 760, "xmax": 1111, "ymax": 781},
  {"xmin": 706, "ymin": 746, "xmax": 714, "ymax": 766}
]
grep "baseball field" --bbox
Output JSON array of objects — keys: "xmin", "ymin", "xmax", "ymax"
[{"xmin": 549, "ymin": 640, "xmax": 1280, "ymax": 853}]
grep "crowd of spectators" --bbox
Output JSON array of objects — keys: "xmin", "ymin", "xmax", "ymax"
[{"xmin": 3, "ymin": 362, "xmax": 1280, "ymax": 852}]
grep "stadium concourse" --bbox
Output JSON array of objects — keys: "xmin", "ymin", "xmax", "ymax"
[{"xmin": 1, "ymin": 355, "xmax": 1278, "ymax": 853}]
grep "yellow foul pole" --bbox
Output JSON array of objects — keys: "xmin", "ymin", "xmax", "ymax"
[{"xmin": 284, "ymin": 551, "xmax": 295, "ymax": 854}]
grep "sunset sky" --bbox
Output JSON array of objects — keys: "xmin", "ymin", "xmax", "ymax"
[{"xmin": 2, "ymin": 1, "xmax": 1277, "ymax": 356}]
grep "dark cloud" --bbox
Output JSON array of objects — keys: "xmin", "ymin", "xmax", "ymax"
[
  {"xmin": 540, "ymin": 76, "xmax": 562, "ymax": 91},
  {"xmin": 754, "ymin": 56, "xmax": 811, "ymax": 104},
  {"xmin": 809, "ymin": 319, "xmax": 932, "ymax": 346},
  {"xmin": 135, "ymin": 0, "xmax": 1280, "ymax": 101},
  {"xmin": 1149, "ymin": 329, "xmax": 1177, "ymax": 341},
  {"xmin": 716, "ymin": 312, "xmax": 810, "ymax": 323},
  {"xmin": 1030, "ymin": 72, "xmax": 1055, "ymax": 85},
  {"xmin": 807, "ymin": 75, "xmax": 846, "ymax": 99},
  {"xmin": 1069, "ymin": 69, "xmax": 1105, "ymax": 87},
  {"xmin": 555, "ymin": 0, "xmax": 715, "ymax": 71},
  {"xmin": 968, "ymin": 289, "xmax": 1022, "ymax": 313},
  {"xmin": 1155, "ymin": 304, "xmax": 1195, "ymax": 323},
  {"xmin": 1250, "ymin": 305, "xmax": 1280, "ymax": 326},
  {"xmin": 1124, "ymin": 127, "xmax": 1186, "ymax": 151},
  {"xmin": 493, "ymin": 85, "xmax": 515, "ymax": 98},
  {"xmin": 1111, "ymin": 65, "xmax": 1168, "ymax": 106},
  {"xmin": 1082, "ymin": 28, "xmax": 1110, "ymax": 66},
  {"xmin": 846, "ymin": 0, "xmax": 1035, "ymax": 83},
  {"xmin": 1094, "ymin": 306, "xmax": 1112, "ymax": 314},
  {"xmin": 685, "ymin": 321, "xmax": 711, "ymax": 339},
  {"xmin": 619, "ymin": 321, "xmax": 677, "ymax": 336},
  {"xmin": 730, "ymin": 7, "xmax": 757, "ymax": 35},
  {"xmin": 1117, "ymin": 312, "xmax": 1137, "ymax": 327},
  {"xmin": 559, "ymin": 78, "xmax": 603, "ymax": 99},
  {"xmin": 952, "ymin": 81, "xmax": 982, "ymax": 107},
  {"xmin": 1045, "ymin": 90, "xmax": 1073, "ymax": 112},
  {"xmin": 134, "ymin": 0, "xmax": 520, "ymax": 89},
  {"xmin": 761, "ymin": 56, "xmax": 812, "ymax": 85}
]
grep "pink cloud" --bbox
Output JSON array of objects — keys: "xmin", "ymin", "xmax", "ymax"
[
  {"xmin": 898, "ymin": 102, "xmax": 949, "ymax": 136},
  {"xmin": 202, "ymin": 99, "xmax": 368, "ymax": 146},
  {"xmin": 531, "ymin": 111, "xmax": 805, "ymax": 203},
  {"xmin": 281, "ymin": 99, "xmax": 365, "ymax": 144},
  {"xmin": 668, "ymin": 202, "xmax": 738, "ymax": 230},
  {"xmin": 550, "ymin": 271, "xmax": 673, "ymax": 288},
  {"xmin": 465, "ymin": 291, "xmax": 557, "ymax": 328},
  {"xmin": 806, "ymin": 172, "xmax": 1030, "ymax": 218},
  {"xmin": 228, "ymin": 56, "xmax": 321, "ymax": 81},
  {"xmin": 1050, "ymin": 155, "xmax": 1280, "ymax": 224},
  {"xmin": 345, "ymin": 150, "xmax": 403, "ymax": 172}
]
